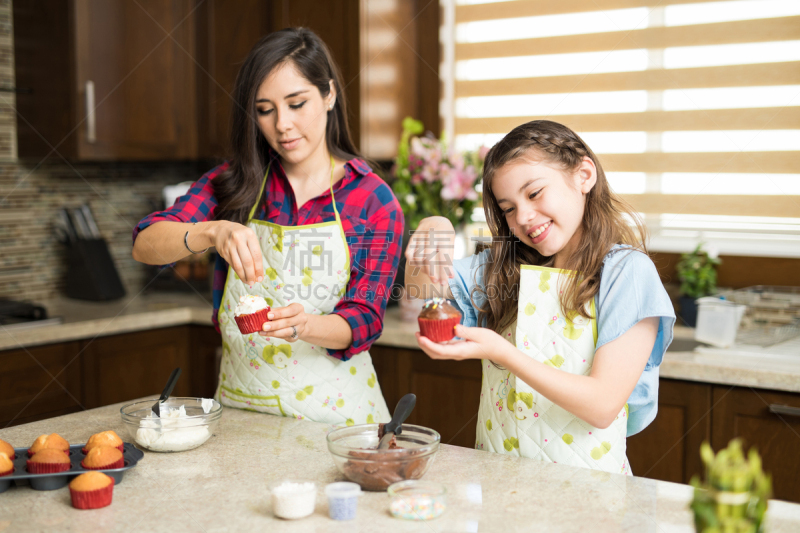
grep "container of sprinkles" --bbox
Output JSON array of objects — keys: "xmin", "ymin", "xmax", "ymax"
[
  {"xmin": 268, "ymin": 480, "xmax": 317, "ymax": 519},
  {"xmin": 387, "ymin": 480, "xmax": 446, "ymax": 520},
  {"xmin": 325, "ymin": 481, "xmax": 361, "ymax": 520}
]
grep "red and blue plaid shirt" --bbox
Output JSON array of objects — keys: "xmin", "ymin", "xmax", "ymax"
[{"xmin": 133, "ymin": 158, "xmax": 404, "ymax": 361}]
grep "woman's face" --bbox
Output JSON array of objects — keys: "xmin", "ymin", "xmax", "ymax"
[
  {"xmin": 255, "ymin": 62, "xmax": 335, "ymax": 166},
  {"xmin": 491, "ymin": 155, "xmax": 596, "ymax": 265}
]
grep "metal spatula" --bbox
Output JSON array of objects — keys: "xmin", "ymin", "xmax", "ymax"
[
  {"xmin": 378, "ymin": 393, "xmax": 416, "ymax": 449},
  {"xmin": 151, "ymin": 368, "xmax": 182, "ymax": 417}
]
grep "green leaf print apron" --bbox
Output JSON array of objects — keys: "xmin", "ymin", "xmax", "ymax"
[
  {"xmin": 475, "ymin": 265, "xmax": 631, "ymax": 475},
  {"xmin": 214, "ymin": 158, "xmax": 390, "ymax": 426}
]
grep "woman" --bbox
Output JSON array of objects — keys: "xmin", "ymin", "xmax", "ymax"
[{"xmin": 132, "ymin": 28, "xmax": 403, "ymax": 425}]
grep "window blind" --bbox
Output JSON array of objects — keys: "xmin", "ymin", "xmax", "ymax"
[{"xmin": 443, "ymin": 0, "xmax": 800, "ymax": 257}]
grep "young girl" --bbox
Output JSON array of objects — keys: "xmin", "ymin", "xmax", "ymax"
[{"xmin": 406, "ymin": 120, "xmax": 675, "ymax": 475}]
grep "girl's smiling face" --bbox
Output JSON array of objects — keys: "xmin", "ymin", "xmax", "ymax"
[
  {"xmin": 255, "ymin": 62, "xmax": 335, "ymax": 165},
  {"xmin": 492, "ymin": 155, "xmax": 597, "ymax": 267}
]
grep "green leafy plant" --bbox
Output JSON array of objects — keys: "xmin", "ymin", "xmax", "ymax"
[
  {"xmin": 676, "ymin": 244, "xmax": 722, "ymax": 299},
  {"xmin": 690, "ymin": 439, "xmax": 771, "ymax": 533},
  {"xmin": 390, "ymin": 117, "xmax": 484, "ymax": 230}
]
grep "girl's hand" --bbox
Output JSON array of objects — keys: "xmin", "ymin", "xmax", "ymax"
[
  {"xmin": 416, "ymin": 325, "xmax": 508, "ymax": 363},
  {"xmin": 405, "ymin": 216, "xmax": 455, "ymax": 285},
  {"xmin": 259, "ymin": 303, "xmax": 308, "ymax": 343},
  {"xmin": 212, "ymin": 221, "xmax": 264, "ymax": 287}
]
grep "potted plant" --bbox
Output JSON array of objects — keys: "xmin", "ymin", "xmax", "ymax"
[
  {"xmin": 690, "ymin": 439, "xmax": 771, "ymax": 533},
  {"xmin": 390, "ymin": 117, "xmax": 484, "ymax": 232},
  {"xmin": 676, "ymin": 243, "xmax": 721, "ymax": 327}
]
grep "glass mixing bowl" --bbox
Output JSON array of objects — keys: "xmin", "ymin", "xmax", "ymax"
[
  {"xmin": 120, "ymin": 397, "xmax": 221, "ymax": 452},
  {"xmin": 326, "ymin": 423, "xmax": 440, "ymax": 491}
]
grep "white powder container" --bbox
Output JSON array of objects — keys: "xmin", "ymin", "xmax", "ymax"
[{"xmin": 269, "ymin": 480, "xmax": 317, "ymax": 519}]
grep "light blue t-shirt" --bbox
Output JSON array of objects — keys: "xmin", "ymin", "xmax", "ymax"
[{"xmin": 447, "ymin": 244, "xmax": 675, "ymax": 436}]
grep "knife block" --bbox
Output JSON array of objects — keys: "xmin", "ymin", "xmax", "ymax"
[{"xmin": 64, "ymin": 238, "xmax": 126, "ymax": 301}]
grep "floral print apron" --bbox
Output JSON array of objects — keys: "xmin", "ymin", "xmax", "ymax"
[
  {"xmin": 214, "ymin": 158, "xmax": 390, "ymax": 426},
  {"xmin": 475, "ymin": 265, "xmax": 631, "ymax": 475}
]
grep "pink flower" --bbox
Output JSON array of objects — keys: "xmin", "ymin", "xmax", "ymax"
[{"xmin": 478, "ymin": 145, "xmax": 490, "ymax": 162}]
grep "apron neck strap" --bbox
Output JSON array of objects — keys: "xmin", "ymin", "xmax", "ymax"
[
  {"xmin": 328, "ymin": 155, "xmax": 342, "ymax": 225},
  {"xmin": 246, "ymin": 156, "xmax": 342, "ymax": 224},
  {"xmin": 247, "ymin": 163, "xmax": 271, "ymax": 222}
]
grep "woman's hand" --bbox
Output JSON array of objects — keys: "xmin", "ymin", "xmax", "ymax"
[
  {"xmin": 212, "ymin": 221, "xmax": 264, "ymax": 287},
  {"xmin": 259, "ymin": 303, "xmax": 308, "ymax": 343},
  {"xmin": 416, "ymin": 325, "xmax": 509, "ymax": 363},
  {"xmin": 405, "ymin": 216, "xmax": 456, "ymax": 285}
]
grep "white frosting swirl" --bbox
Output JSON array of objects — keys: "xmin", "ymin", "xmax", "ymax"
[
  {"xmin": 135, "ymin": 404, "xmax": 211, "ymax": 452},
  {"xmin": 234, "ymin": 295, "xmax": 269, "ymax": 317}
]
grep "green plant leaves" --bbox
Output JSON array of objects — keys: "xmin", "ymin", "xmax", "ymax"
[{"xmin": 676, "ymin": 243, "xmax": 722, "ymax": 298}]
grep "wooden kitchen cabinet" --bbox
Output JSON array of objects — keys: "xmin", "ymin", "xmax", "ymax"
[
  {"xmin": 0, "ymin": 326, "xmax": 221, "ymax": 427},
  {"xmin": 81, "ymin": 327, "xmax": 192, "ymax": 408},
  {"xmin": 14, "ymin": 0, "xmax": 199, "ymax": 160},
  {"xmin": 195, "ymin": 0, "xmax": 271, "ymax": 158},
  {"xmin": 371, "ymin": 345, "xmax": 482, "ymax": 448},
  {"xmin": 0, "ymin": 341, "xmax": 83, "ymax": 428},
  {"xmin": 189, "ymin": 324, "xmax": 223, "ymax": 398},
  {"xmin": 712, "ymin": 386, "xmax": 800, "ymax": 503},
  {"xmin": 627, "ymin": 379, "xmax": 711, "ymax": 484}
]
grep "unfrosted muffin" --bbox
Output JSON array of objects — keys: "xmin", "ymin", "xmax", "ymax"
[
  {"xmin": 69, "ymin": 472, "xmax": 115, "ymax": 510},
  {"xmin": 418, "ymin": 298, "xmax": 462, "ymax": 343},
  {"xmin": 83, "ymin": 431, "xmax": 124, "ymax": 454},
  {"xmin": 81, "ymin": 446, "xmax": 124, "ymax": 470},
  {"xmin": 28, "ymin": 433, "xmax": 69, "ymax": 457},
  {"xmin": 26, "ymin": 448, "xmax": 71, "ymax": 474},
  {"xmin": 0, "ymin": 452, "xmax": 13, "ymax": 477},
  {"xmin": 233, "ymin": 295, "xmax": 271, "ymax": 334},
  {"xmin": 0, "ymin": 438, "xmax": 14, "ymax": 459}
]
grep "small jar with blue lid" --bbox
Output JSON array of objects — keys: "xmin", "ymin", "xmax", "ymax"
[{"xmin": 325, "ymin": 482, "xmax": 361, "ymax": 520}]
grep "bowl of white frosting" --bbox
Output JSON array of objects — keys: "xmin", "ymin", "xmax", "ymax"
[{"xmin": 120, "ymin": 397, "xmax": 221, "ymax": 452}]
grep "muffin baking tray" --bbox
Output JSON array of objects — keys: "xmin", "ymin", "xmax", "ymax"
[{"xmin": 0, "ymin": 443, "xmax": 143, "ymax": 493}]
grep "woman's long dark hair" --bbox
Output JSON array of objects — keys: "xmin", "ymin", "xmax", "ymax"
[{"xmin": 213, "ymin": 27, "xmax": 360, "ymax": 224}]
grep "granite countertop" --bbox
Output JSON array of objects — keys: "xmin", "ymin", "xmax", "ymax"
[
  {"xmin": 2, "ymin": 294, "xmax": 799, "ymax": 393},
  {"xmin": 0, "ymin": 293, "xmax": 214, "ymax": 352},
  {"xmin": 1, "ymin": 401, "xmax": 798, "ymax": 532}
]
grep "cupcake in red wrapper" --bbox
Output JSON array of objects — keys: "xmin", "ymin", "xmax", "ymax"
[
  {"xmin": 27, "ymin": 448, "xmax": 71, "ymax": 474},
  {"xmin": 0, "ymin": 452, "xmax": 13, "ymax": 477},
  {"xmin": 418, "ymin": 298, "xmax": 462, "ymax": 343},
  {"xmin": 0, "ymin": 438, "xmax": 14, "ymax": 460},
  {"xmin": 27, "ymin": 433, "xmax": 69, "ymax": 457},
  {"xmin": 233, "ymin": 295, "xmax": 271, "ymax": 334},
  {"xmin": 81, "ymin": 446, "xmax": 124, "ymax": 470},
  {"xmin": 70, "ymin": 472, "xmax": 115, "ymax": 510},
  {"xmin": 83, "ymin": 430, "xmax": 124, "ymax": 454}
]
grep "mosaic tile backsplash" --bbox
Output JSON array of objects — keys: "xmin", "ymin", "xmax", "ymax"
[{"xmin": 0, "ymin": 1, "xmax": 211, "ymax": 305}]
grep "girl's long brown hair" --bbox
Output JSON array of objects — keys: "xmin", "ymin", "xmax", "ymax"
[
  {"xmin": 213, "ymin": 28, "xmax": 360, "ymax": 224},
  {"xmin": 476, "ymin": 120, "xmax": 647, "ymax": 334}
]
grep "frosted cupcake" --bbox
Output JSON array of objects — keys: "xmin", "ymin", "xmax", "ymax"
[
  {"xmin": 234, "ymin": 295, "xmax": 271, "ymax": 334},
  {"xmin": 418, "ymin": 298, "xmax": 462, "ymax": 343}
]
